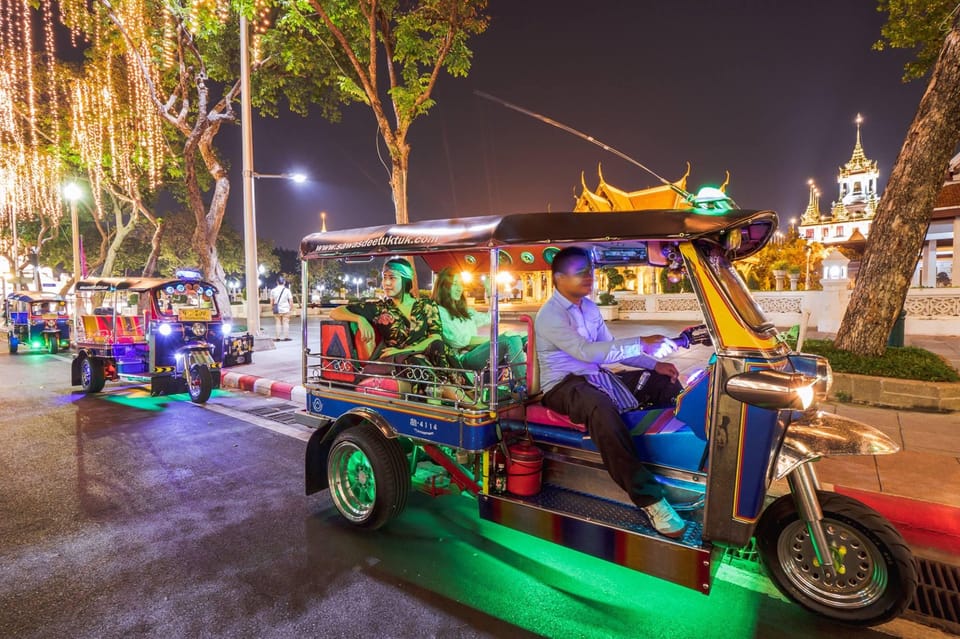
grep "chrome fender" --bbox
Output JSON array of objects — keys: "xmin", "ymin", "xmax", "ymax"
[{"xmin": 773, "ymin": 411, "xmax": 900, "ymax": 480}]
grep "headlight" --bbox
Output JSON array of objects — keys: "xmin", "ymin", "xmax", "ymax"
[
  {"xmin": 788, "ymin": 354, "xmax": 832, "ymax": 403},
  {"xmin": 222, "ymin": 322, "xmax": 232, "ymax": 336},
  {"xmin": 725, "ymin": 369, "xmax": 818, "ymax": 411},
  {"xmin": 158, "ymin": 324, "xmax": 172, "ymax": 336}
]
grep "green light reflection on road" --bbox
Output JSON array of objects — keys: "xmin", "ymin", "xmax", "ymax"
[{"xmin": 338, "ymin": 493, "xmax": 762, "ymax": 639}]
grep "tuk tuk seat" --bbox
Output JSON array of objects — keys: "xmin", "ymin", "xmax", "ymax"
[
  {"xmin": 518, "ymin": 314, "xmax": 588, "ymax": 431},
  {"xmin": 318, "ymin": 319, "xmax": 378, "ymax": 384},
  {"xmin": 80, "ymin": 315, "xmax": 113, "ymax": 343},
  {"xmin": 115, "ymin": 316, "xmax": 146, "ymax": 343}
]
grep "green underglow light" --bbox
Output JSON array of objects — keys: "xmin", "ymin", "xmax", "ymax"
[
  {"xmin": 329, "ymin": 493, "xmax": 766, "ymax": 638},
  {"xmin": 103, "ymin": 393, "xmax": 170, "ymax": 411}
]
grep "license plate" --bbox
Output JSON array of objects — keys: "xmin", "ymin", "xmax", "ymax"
[{"xmin": 179, "ymin": 308, "xmax": 212, "ymax": 321}]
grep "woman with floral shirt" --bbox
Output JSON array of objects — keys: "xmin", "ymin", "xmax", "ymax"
[{"xmin": 329, "ymin": 258, "xmax": 474, "ymax": 404}]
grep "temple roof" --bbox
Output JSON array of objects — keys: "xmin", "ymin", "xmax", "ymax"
[
  {"xmin": 573, "ymin": 163, "xmax": 697, "ymax": 212},
  {"xmin": 934, "ymin": 182, "xmax": 960, "ymax": 213}
]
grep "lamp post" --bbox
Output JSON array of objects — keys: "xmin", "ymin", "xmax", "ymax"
[
  {"xmin": 239, "ymin": 5, "xmax": 307, "ymax": 337},
  {"xmin": 63, "ymin": 182, "xmax": 82, "ymax": 285},
  {"xmin": 353, "ymin": 276, "xmax": 361, "ymax": 298}
]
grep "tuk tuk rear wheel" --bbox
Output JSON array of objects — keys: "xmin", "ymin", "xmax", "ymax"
[
  {"xmin": 187, "ymin": 364, "xmax": 212, "ymax": 404},
  {"xmin": 756, "ymin": 491, "xmax": 917, "ymax": 626},
  {"xmin": 80, "ymin": 357, "xmax": 105, "ymax": 393},
  {"xmin": 326, "ymin": 423, "xmax": 409, "ymax": 530}
]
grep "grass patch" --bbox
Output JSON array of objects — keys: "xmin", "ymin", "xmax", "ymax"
[{"xmin": 800, "ymin": 339, "xmax": 960, "ymax": 383}]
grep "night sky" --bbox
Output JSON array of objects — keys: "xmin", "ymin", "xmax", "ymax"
[{"xmin": 220, "ymin": 0, "xmax": 926, "ymax": 251}]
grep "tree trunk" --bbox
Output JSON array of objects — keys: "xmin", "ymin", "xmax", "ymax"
[
  {"xmin": 834, "ymin": 14, "xmax": 960, "ymax": 356},
  {"xmin": 142, "ymin": 219, "xmax": 164, "ymax": 277},
  {"xmin": 390, "ymin": 148, "xmax": 410, "ymax": 225},
  {"xmin": 100, "ymin": 199, "xmax": 138, "ymax": 277}
]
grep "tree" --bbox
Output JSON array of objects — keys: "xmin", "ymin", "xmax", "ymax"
[
  {"xmin": 49, "ymin": 0, "xmax": 343, "ymax": 314},
  {"xmin": 834, "ymin": 2, "xmax": 960, "ymax": 355},
  {"xmin": 291, "ymin": 0, "xmax": 489, "ymax": 224}
]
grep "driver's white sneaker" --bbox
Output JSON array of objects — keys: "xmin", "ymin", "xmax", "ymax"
[{"xmin": 642, "ymin": 498, "xmax": 687, "ymax": 539}]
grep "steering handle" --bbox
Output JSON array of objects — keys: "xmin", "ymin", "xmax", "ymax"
[{"xmin": 674, "ymin": 324, "xmax": 712, "ymax": 349}]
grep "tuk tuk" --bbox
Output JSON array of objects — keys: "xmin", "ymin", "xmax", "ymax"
[
  {"xmin": 3, "ymin": 291, "xmax": 71, "ymax": 354},
  {"xmin": 298, "ymin": 209, "xmax": 917, "ymax": 626},
  {"xmin": 70, "ymin": 271, "xmax": 227, "ymax": 403}
]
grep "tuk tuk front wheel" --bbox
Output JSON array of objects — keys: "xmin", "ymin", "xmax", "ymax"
[
  {"xmin": 80, "ymin": 357, "xmax": 105, "ymax": 393},
  {"xmin": 326, "ymin": 423, "xmax": 410, "ymax": 530},
  {"xmin": 8, "ymin": 340, "xmax": 17, "ymax": 354},
  {"xmin": 756, "ymin": 491, "xmax": 917, "ymax": 626},
  {"xmin": 187, "ymin": 364, "xmax": 212, "ymax": 404},
  {"xmin": 48, "ymin": 336, "xmax": 59, "ymax": 354}
]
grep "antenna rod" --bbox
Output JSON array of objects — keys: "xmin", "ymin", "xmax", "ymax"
[{"xmin": 474, "ymin": 90, "xmax": 691, "ymax": 200}]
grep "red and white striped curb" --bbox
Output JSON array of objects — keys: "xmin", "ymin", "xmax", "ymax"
[
  {"xmin": 835, "ymin": 485, "xmax": 960, "ymax": 554},
  {"xmin": 220, "ymin": 370, "xmax": 307, "ymax": 405}
]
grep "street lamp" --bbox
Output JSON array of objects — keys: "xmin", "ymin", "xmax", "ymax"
[
  {"xmin": 63, "ymin": 182, "xmax": 83, "ymax": 285},
  {"xmin": 353, "ymin": 276, "xmax": 361, "ymax": 298},
  {"xmin": 238, "ymin": 12, "xmax": 307, "ymax": 338}
]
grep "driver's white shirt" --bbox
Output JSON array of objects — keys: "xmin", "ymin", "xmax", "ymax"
[{"xmin": 535, "ymin": 290, "xmax": 657, "ymax": 393}]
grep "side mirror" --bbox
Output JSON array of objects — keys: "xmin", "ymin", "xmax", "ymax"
[{"xmin": 725, "ymin": 369, "xmax": 816, "ymax": 411}]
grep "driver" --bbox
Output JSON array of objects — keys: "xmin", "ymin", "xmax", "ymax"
[{"xmin": 534, "ymin": 246, "xmax": 686, "ymax": 538}]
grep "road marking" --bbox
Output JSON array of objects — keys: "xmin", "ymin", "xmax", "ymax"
[{"xmin": 201, "ymin": 402, "xmax": 313, "ymax": 442}]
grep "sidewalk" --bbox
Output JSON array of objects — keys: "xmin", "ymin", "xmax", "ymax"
[{"xmin": 221, "ymin": 315, "xmax": 960, "ymax": 558}]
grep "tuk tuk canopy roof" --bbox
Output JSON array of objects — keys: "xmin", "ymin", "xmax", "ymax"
[
  {"xmin": 299, "ymin": 209, "xmax": 778, "ymax": 261},
  {"xmin": 5, "ymin": 291, "xmax": 65, "ymax": 303},
  {"xmin": 75, "ymin": 276, "xmax": 218, "ymax": 293}
]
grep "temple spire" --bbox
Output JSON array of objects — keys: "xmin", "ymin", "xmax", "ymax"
[
  {"xmin": 846, "ymin": 113, "xmax": 869, "ymax": 170},
  {"xmin": 320, "ymin": 211, "xmax": 327, "ymax": 233},
  {"xmin": 802, "ymin": 179, "xmax": 821, "ymax": 224}
]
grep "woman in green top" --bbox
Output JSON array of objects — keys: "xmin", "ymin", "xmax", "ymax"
[
  {"xmin": 432, "ymin": 267, "xmax": 526, "ymax": 385},
  {"xmin": 329, "ymin": 259, "xmax": 475, "ymax": 404}
]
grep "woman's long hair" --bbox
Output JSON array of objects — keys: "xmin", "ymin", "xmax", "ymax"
[{"xmin": 432, "ymin": 267, "xmax": 470, "ymax": 320}]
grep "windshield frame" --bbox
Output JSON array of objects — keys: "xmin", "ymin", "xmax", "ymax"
[{"xmin": 694, "ymin": 239, "xmax": 774, "ymax": 333}]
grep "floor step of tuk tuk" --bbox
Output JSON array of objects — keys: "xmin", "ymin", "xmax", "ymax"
[{"xmin": 479, "ymin": 483, "xmax": 715, "ymax": 594}]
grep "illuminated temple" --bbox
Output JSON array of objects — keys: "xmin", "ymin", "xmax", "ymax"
[
  {"xmin": 799, "ymin": 114, "xmax": 879, "ymax": 244},
  {"xmin": 797, "ymin": 115, "xmax": 958, "ymax": 286}
]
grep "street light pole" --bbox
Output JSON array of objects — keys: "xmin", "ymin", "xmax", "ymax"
[
  {"xmin": 63, "ymin": 182, "xmax": 82, "ymax": 285},
  {"xmin": 239, "ymin": 14, "xmax": 261, "ymax": 338}
]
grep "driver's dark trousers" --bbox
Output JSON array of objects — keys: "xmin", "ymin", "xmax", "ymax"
[{"xmin": 541, "ymin": 370, "xmax": 682, "ymax": 509}]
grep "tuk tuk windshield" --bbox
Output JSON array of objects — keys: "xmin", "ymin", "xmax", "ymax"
[
  {"xmin": 31, "ymin": 301, "xmax": 67, "ymax": 317},
  {"xmin": 155, "ymin": 282, "xmax": 219, "ymax": 318},
  {"xmin": 697, "ymin": 241, "xmax": 770, "ymax": 330}
]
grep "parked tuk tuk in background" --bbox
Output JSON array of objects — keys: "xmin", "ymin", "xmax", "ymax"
[
  {"xmin": 3, "ymin": 291, "xmax": 71, "ymax": 354},
  {"xmin": 297, "ymin": 208, "xmax": 919, "ymax": 627},
  {"xmin": 70, "ymin": 271, "xmax": 227, "ymax": 403}
]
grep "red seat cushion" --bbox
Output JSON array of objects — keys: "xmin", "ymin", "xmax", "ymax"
[
  {"xmin": 525, "ymin": 403, "xmax": 586, "ymax": 432},
  {"xmin": 356, "ymin": 376, "xmax": 401, "ymax": 398}
]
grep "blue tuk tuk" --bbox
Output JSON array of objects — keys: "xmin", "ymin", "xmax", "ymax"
[{"xmin": 3, "ymin": 291, "xmax": 71, "ymax": 354}]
